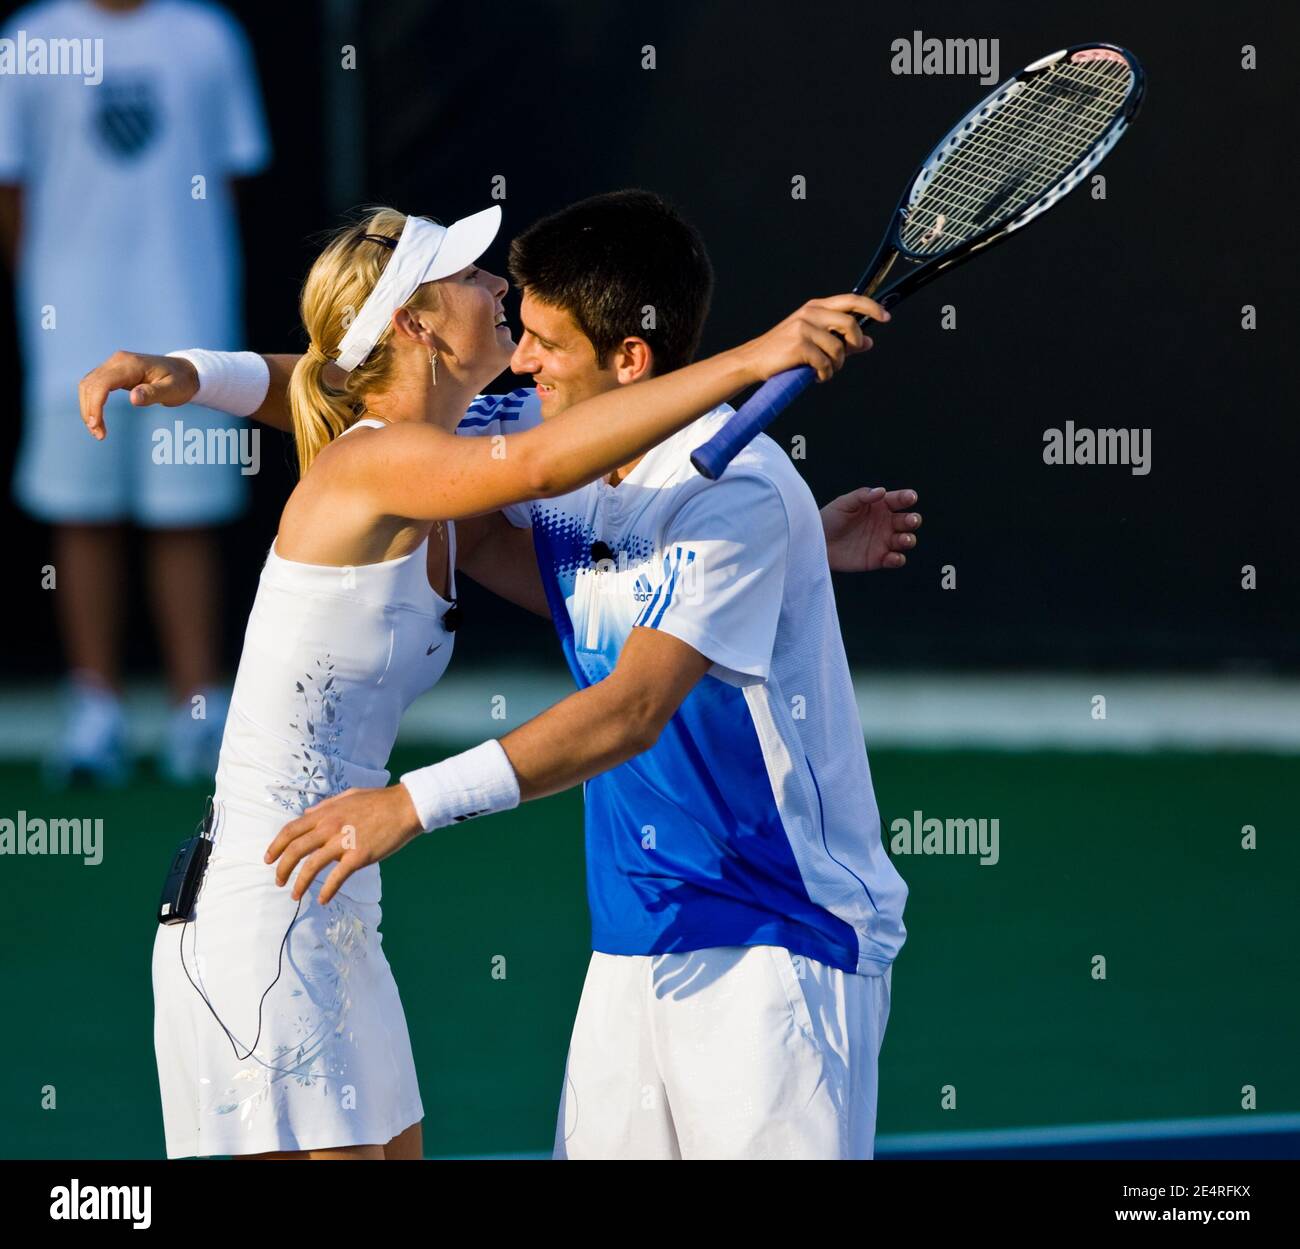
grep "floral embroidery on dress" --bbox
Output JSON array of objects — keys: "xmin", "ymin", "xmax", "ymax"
[
  {"xmin": 208, "ymin": 899, "xmax": 371, "ymax": 1127},
  {"xmin": 205, "ymin": 659, "xmax": 378, "ymax": 1129},
  {"xmin": 270, "ymin": 655, "xmax": 346, "ymax": 813}
]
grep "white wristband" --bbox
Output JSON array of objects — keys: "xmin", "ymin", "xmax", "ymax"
[
  {"xmin": 167, "ymin": 349, "xmax": 270, "ymax": 417},
  {"xmin": 400, "ymin": 739, "xmax": 521, "ymax": 832}
]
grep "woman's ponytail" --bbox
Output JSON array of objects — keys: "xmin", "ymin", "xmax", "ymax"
[
  {"xmin": 287, "ymin": 205, "xmax": 436, "ymax": 475},
  {"xmin": 287, "ymin": 345, "xmax": 356, "ymax": 475}
]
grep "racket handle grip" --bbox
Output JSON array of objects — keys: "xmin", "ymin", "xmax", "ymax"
[{"xmin": 690, "ymin": 366, "xmax": 817, "ymax": 479}]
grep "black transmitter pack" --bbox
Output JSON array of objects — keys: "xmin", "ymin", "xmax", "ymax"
[{"xmin": 158, "ymin": 798, "xmax": 216, "ymax": 926}]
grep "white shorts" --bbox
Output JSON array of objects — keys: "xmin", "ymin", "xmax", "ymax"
[
  {"xmin": 152, "ymin": 854, "xmax": 422, "ymax": 1158},
  {"xmin": 15, "ymin": 394, "xmax": 249, "ymax": 527},
  {"xmin": 554, "ymin": 945, "xmax": 892, "ymax": 1160}
]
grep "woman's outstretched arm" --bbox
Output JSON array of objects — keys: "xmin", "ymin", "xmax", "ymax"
[
  {"xmin": 79, "ymin": 351, "xmax": 300, "ymax": 436},
  {"xmin": 337, "ymin": 294, "xmax": 884, "ymax": 523}
]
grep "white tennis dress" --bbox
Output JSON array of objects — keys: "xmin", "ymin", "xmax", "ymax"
[{"xmin": 152, "ymin": 419, "xmax": 456, "ymax": 1157}]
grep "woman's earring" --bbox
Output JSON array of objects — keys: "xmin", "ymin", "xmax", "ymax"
[{"xmin": 428, "ymin": 349, "xmax": 438, "ymax": 386}]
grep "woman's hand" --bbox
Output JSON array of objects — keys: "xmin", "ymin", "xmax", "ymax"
[
  {"xmin": 78, "ymin": 350, "xmax": 199, "ymax": 440},
  {"xmin": 738, "ymin": 294, "xmax": 889, "ymax": 385},
  {"xmin": 821, "ymin": 486, "xmax": 922, "ymax": 571}
]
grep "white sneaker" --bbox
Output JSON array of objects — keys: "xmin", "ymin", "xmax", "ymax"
[
  {"xmin": 160, "ymin": 686, "xmax": 230, "ymax": 785},
  {"xmin": 44, "ymin": 676, "xmax": 129, "ymax": 788}
]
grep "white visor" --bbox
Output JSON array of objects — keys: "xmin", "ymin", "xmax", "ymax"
[{"xmin": 334, "ymin": 204, "xmax": 502, "ymax": 373}]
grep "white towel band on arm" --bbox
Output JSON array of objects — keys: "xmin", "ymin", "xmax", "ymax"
[
  {"xmin": 400, "ymin": 738, "xmax": 521, "ymax": 832},
  {"xmin": 167, "ymin": 349, "xmax": 270, "ymax": 417}
]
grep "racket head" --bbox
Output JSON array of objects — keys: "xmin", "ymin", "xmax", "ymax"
[
  {"xmin": 861, "ymin": 43, "xmax": 1145, "ymax": 301},
  {"xmin": 697, "ymin": 43, "xmax": 1146, "ymax": 480}
]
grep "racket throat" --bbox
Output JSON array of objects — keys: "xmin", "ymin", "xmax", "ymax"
[{"xmin": 854, "ymin": 248, "xmax": 899, "ymax": 298}]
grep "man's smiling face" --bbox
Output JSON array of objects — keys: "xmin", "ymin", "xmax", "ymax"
[{"xmin": 509, "ymin": 289, "xmax": 622, "ymax": 418}]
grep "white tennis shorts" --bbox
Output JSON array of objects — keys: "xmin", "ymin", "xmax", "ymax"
[
  {"xmin": 15, "ymin": 395, "xmax": 249, "ymax": 527},
  {"xmin": 152, "ymin": 854, "xmax": 422, "ymax": 1158},
  {"xmin": 554, "ymin": 945, "xmax": 893, "ymax": 1159}
]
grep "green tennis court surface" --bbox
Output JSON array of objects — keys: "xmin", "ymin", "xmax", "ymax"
[{"xmin": 1, "ymin": 746, "xmax": 1296, "ymax": 1158}]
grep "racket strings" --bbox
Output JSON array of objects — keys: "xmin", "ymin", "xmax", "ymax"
[
  {"xmin": 901, "ymin": 57, "xmax": 1132, "ymax": 256},
  {"xmin": 947, "ymin": 87, "xmax": 1125, "ymax": 196},
  {"xmin": 904, "ymin": 60, "xmax": 1130, "ymax": 247},
  {"xmin": 918, "ymin": 61, "xmax": 1130, "ymax": 218},
  {"xmin": 942, "ymin": 91, "xmax": 1123, "ymax": 194},
  {"xmin": 912, "ymin": 68, "xmax": 1128, "ymax": 238}
]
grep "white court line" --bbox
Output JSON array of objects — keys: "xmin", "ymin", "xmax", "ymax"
[
  {"xmin": 441, "ymin": 1113, "xmax": 1300, "ymax": 1160},
  {"xmin": 397, "ymin": 671, "xmax": 1300, "ymax": 752},
  {"xmin": 1, "ymin": 671, "xmax": 1298, "ymax": 759},
  {"xmin": 851, "ymin": 673, "xmax": 1300, "ymax": 753}
]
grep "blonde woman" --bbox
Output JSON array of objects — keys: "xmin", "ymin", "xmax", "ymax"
[{"xmin": 85, "ymin": 203, "xmax": 881, "ymax": 1159}]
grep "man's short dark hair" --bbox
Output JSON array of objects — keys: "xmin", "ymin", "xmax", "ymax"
[{"xmin": 508, "ymin": 189, "xmax": 714, "ymax": 375}]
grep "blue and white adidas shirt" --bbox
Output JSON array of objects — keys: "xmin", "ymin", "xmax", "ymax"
[{"xmin": 458, "ymin": 388, "xmax": 908, "ymax": 976}]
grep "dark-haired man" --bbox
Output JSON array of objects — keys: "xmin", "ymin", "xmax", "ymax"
[{"xmin": 81, "ymin": 190, "xmax": 917, "ymax": 1159}]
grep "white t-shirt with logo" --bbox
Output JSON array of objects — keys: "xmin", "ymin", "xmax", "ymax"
[{"xmin": 0, "ymin": 0, "xmax": 270, "ymax": 413}]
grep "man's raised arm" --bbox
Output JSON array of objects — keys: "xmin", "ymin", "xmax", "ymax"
[{"xmin": 79, "ymin": 350, "xmax": 301, "ymax": 438}]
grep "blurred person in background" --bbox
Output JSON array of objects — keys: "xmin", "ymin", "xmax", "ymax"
[{"xmin": 0, "ymin": 0, "xmax": 269, "ymax": 784}]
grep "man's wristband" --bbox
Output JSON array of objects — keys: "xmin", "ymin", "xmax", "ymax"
[
  {"xmin": 399, "ymin": 739, "xmax": 521, "ymax": 832},
  {"xmin": 166, "ymin": 349, "xmax": 270, "ymax": 417}
]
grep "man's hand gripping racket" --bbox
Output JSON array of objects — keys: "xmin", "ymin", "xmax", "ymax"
[{"xmin": 692, "ymin": 42, "xmax": 1146, "ymax": 479}]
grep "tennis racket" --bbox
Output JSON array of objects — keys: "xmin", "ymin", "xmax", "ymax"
[{"xmin": 690, "ymin": 43, "xmax": 1146, "ymax": 480}]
